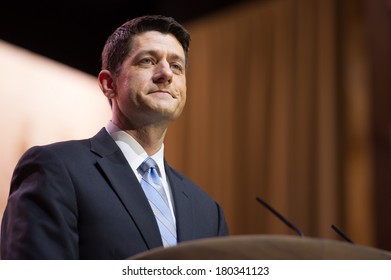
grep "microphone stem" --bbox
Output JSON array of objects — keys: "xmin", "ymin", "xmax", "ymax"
[
  {"xmin": 256, "ymin": 196, "xmax": 305, "ymax": 237},
  {"xmin": 331, "ymin": 224, "xmax": 354, "ymax": 244}
]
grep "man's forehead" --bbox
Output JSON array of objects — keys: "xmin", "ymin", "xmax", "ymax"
[
  {"xmin": 129, "ymin": 31, "xmax": 185, "ymax": 58},
  {"xmin": 132, "ymin": 31, "xmax": 182, "ymax": 48}
]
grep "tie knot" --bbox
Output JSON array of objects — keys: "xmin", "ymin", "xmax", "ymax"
[{"xmin": 139, "ymin": 157, "xmax": 158, "ymax": 173}]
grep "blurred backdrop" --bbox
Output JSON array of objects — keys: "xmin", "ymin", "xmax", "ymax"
[{"xmin": 1, "ymin": 0, "xmax": 391, "ymax": 251}]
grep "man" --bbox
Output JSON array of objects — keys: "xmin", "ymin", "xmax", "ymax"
[{"xmin": 1, "ymin": 15, "xmax": 229, "ymax": 259}]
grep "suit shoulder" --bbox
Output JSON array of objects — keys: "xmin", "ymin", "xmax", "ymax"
[
  {"xmin": 167, "ymin": 166, "xmax": 214, "ymax": 199},
  {"xmin": 23, "ymin": 128, "xmax": 108, "ymax": 157},
  {"xmin": 167, "ymin": 167, "xmax": 197, "ymax": 187},
  {"xmin": 17, "ymin": 136, "xmax": 96, "ymax": 169},
  {"xmin": 25, "ymin": 138, "xmax": 90, "ymax": 157}
]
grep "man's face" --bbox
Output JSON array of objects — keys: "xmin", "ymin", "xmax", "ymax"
[{"xmin": 112, "ymin": 31, "xmax": 187, "ymax": 128}]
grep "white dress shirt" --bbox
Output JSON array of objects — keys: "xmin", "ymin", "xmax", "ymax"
[{"xmin": 105, "ymin": 121, "xmax": 176, "ymax": 220}]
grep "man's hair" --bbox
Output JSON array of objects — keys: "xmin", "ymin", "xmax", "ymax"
[{"xmin": 101, "ymin": 15, "xmax": 191, "ymax": 76}]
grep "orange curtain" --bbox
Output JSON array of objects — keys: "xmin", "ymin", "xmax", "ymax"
[{"xmin": 165, "ymin": 0, "xmax": 391, "ymax": 250}]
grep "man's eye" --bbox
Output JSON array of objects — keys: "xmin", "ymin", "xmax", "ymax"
[
  {"xmin": 171, "ymin": 63, "xmax": 183, "ymax": 72},
  {"xmin": 140, "ymin": 58, "xmax": 153, "ymax": 65}
]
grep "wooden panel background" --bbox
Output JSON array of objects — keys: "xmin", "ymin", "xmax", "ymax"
[{"xmin": 165, "ymin": 0, "xmax": 391, "ymax": 250}]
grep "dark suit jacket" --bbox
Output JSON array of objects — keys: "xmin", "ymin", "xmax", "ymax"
[{"xmin": 0, "ymin": 128, "xmax": 228, "ymax": 259}]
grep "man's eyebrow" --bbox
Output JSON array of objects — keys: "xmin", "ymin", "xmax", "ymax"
[
  {"xmin": 133, "ymin": 50, "xmax": 157, "ymax": 58},
  {"xmin": 133, "ymin": 50, "xmax": 185, "ymax": 65},
  {"xmin": 169, "ymin": 54, "xmax": 186, "ymax": 65}
]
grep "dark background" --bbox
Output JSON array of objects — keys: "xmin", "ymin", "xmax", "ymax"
[{"xmin": 1, "ymin": 0, "xmax": 253, "ymax": 75}]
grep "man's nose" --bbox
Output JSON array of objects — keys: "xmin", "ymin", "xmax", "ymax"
[{"xmin": 152, "ymin": 61, "xmax": 173, "ymax": 84}]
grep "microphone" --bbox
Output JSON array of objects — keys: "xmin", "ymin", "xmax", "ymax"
[
  {"xmin": 256, "ymin": 196, "xmax": 305, "ymax": 237},
  {"xmin": 331, "ymin": 224, "xmax": 354, "ymax": 244}
]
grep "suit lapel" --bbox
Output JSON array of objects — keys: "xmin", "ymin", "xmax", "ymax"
[
  {"xmin": 90, "ymin": 128, "xmax": 163, "ymax": 249},
  {"xmin": 165, "ymin": 163, "xmax": 195, "ymax": 242}
]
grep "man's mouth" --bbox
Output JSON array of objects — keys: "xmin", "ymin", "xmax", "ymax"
[{"xmin": 149, "ymin": 90, "xmax": 174, "ymax": 98}]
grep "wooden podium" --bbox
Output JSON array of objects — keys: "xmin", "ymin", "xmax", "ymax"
[{"xmin": 130, "ymin": 235, "xmax": 391, "ymax": 259}]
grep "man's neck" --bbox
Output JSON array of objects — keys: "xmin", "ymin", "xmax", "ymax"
[{"xmin": 112, "ymin": 120, "xmax": 167, "ymax": 156}]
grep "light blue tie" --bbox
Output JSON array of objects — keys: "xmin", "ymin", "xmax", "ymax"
[{"xmin": 139, "ymin": 157, "xmax": 177, "ymax": 247}]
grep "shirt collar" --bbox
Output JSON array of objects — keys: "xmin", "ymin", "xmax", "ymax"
[{"xmin": 105, "ymin": 121, "xmax": 165, "ymax": 176}]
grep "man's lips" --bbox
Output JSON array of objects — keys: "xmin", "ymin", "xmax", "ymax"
[{"xmin": 149, "ymin": 90, "xmax": 175, "ymax": 98}]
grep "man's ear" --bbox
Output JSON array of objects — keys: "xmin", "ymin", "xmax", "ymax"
[{"xmin": 98, "ymin": 70, "xmax": 116, "ymax": 99}]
